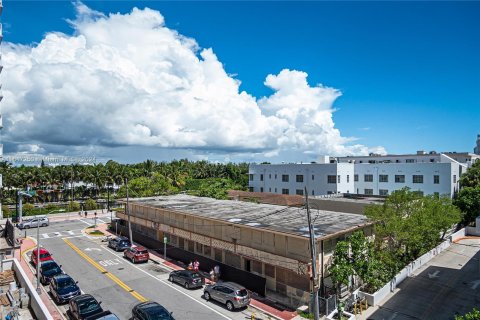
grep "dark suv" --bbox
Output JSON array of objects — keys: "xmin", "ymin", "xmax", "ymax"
[
  {"xmin": 132, "ymin": 301, "xmax": 174, "ymax": 320},
  {"xmin": 40, "ymin": 260, "xmax": 63, "ymax": 285},
  {"xmin": 108, "ymin": 236, "xmax": 131, "ymax": 252}
]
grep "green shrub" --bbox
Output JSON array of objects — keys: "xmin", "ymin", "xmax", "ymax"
[
  {"xmin": 84, "ymin": 198, "xmax": 97, "ymax": 210},
  {"xmin": 1, "ymin": 205, "xmax": 11, "ymax": 217},
  {"xmin": 45, "ymin": 203, "xmax": 59, "ymax": 211},
  {"xmin": 23, "ymin": 203, "xmax": 36, "ymax": 215},
  {"xmin": 68, "ymin": 201, "xmax": 81, "ymax": 212}
]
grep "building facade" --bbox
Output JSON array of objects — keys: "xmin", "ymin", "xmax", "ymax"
[
  {"xmin": 116, "ymin": 195, "xmax": 373, "ymax": 309},
  {"xmin": 249, "ymin": 152, "xmax": 468, "ymax": 198}
]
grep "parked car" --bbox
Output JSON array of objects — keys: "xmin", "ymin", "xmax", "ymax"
[
  {"xmin": 49, "ymin": 274, "xmax": 81, "ymax": 304},
  {"xmin": 84, "ymin": 310, "xmax": 119, "ymax": 320},
  {"xmin": 168, "ymin": 270, "xmax": 204, "ymax": 289},
  {"xmin": 31, "ymin": 247, "xmax": 53, "ymax": 266},
  {"xmin": 39, "ymin": 260, "xmax": 63, "ymax": 285},
  {"xmin": 124, "ymin": 246, "xmax": 149, "ymax": 264},
  {"xmin": 203, "ymin": 282, "xmax": 250, "ymax": 311},
  {"xmin": 18, "ymin": 215, "xmax": 49, "ymax": 229},
  {"xmin": 132, "ymin": 301, "xmax": 174, "ymax": 320},
  {"xmin": 107, "ymin": 236, "xmax": 131, "ymax": 252},
  {"xmin": 68, "ymin": 294, "xmax": 104, "ymax": 320}
]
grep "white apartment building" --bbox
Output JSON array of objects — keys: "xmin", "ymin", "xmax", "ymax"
[{"xmin": 249, "ymin": 152, "xmax": 469, "ymax": 198}]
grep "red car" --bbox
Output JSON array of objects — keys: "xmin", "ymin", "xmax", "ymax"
[
  {"xmin": 123, "ymin": 246, "xmax": 149, "ymax": 263},
  {"xmin": 31, "ymin": 247, "xmax": 53, "ymax": 266}
]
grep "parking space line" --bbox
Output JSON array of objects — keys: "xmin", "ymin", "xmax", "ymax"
[
  {"xmin": 63, "ymin": 238, "xmax": 147, "ymax": 302},
  {"xmin": 99, "ymin": 245, "xmax": 232, "ymax": 320}
]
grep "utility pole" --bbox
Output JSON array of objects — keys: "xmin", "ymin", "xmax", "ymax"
[
  {"xmin": 305, "ymin": 187, "xmax": 319, "ymax": 320},
  {"xmin": 126, "ymin": 178, "xmax": 133, "ymax": 244}
]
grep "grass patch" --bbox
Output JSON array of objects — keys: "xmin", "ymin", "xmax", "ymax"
[{"xmin": 88, "ymin": 230, "xmax": 105, "ymax": 236}]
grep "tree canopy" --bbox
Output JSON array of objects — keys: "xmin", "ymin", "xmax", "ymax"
[
  {"xmin": 365, "ymin": 188, "xmax": 461, "ymax": 273},
  {"xmin": 455, "ymin": 161, "xmax": 480, "ymax": 224}
]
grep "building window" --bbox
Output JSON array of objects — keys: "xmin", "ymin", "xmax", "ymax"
[
  {"xmin": 275, "ymin": 174, "xmax": 277, "ymax": 179},
  {"xmin": 347, "ymin": 175, "xmax": 350, "ymax": 183},
  {"xmin": 260, "ymin": 187, "xmax": 264, "ymax": 193},
  {"xmin": 269, "ymin": 174, "xmax": 271, "ymax": 179},
  {"xmin": 379, "ymin": 189, "xmax": 388, "ymax": 196},
  {"xmin": 413, "ymin": 175, "xmax": 423, "ymax": 184},
  {"xmin": 395, "ymin": 175, "xmax": 405, "ymax": 183},
  {"xmin": 296, "ymin": 189, "xmax": 304, "ymax": 195},
  {"xmin": 312, "ymin": 175, "xmax": 314, "ymax": 181},
  {"xmin": 364, "ymin": 189, "xmax": 374, "ymax": 195},
  {"xmin": 327, "ymin": 175, "xmax": 337, "ymax": 184},
  {"xmin": 337, "ymin": 175, "xmax": 341, "ymax": 183},
  {"xmin": 430, "ymin": 158, "xmax": 435, "ymax": 163},
  {"xmin": 249, "ymin": 187, "xmax": 254, "ymax": 192},
  {"xmin": 406, "ymin": 159, "xmax": 415, "ymax": 163},
  {"xmin": 260, "ymin": 174, "xmax": 264, "ymax": 181},
  {"xmin": 249, "ymin": 174, "xmax": 254, "ymax": 181},
  {"xmin": 296, "ymin": 175, "xmax": 304, "ymax": 183},
  {"xmin": 434, "ymin": 175, "xmax": 440, "ymax": 184},
  {"xmin": 379, "ymin": 174, "xmax": 388, "ymax": 183},
  {"xmin": 275, "ymin": 188, "xmax": 277, "ymax": 193},
  {"xmin": 354, "ymin": 174, "xmax": 359, "ymax": 182},
  {"xmin": 282, "ymin": 174, "xmax": 289, "ymax": 182},
  {"xmin": 312, "ymin": 190, "xmax": 315, "ymax": 195},
  {"xmin": 364, "ymin": 174, "xmax": 373, "ymax": 182},
  {"xmin": 413, "ymin": 190, "xmax": 424, "ymax": 196},
  {"xmin": 282, "ymin": 189, "xmax": 289, "ymax": 195},
  {"xmin": 434, "ymin": 192, "xmax": 440, "ymax": 198},
  {"xmin": 453, "ymin": 175, "xmax": 457, "ymax": 183}
]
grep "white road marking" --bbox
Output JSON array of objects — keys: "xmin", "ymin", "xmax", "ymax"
[
  {"xmin": 67, "ymin": 231, "xmax": 75, "ymax": 235},
  {"xmin": 42, "ymin": 233, "xmax": 50, "ymax": 239},
  {"xmin": 55, "ymin": 232, "xmax": 62, "ymax": 237},
  {"xmin": 78, "ymin": 219, "xmax": 92, "ymax": 226},
  {"xmin": 98, "ymin": 246, "xmax": 232, "ymax": 320}
]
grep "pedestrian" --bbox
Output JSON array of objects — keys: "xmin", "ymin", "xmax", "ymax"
[
  {"xmin": 214, "ymin": 264, "xmax": 220, "ymax": 281},
  {"xmin": 193, "ymin": 260, "xmax": 199, "ymax": 272},
  {"xmin": 209, "ymin": 269, "xmax": 215, "ymax": 282},
  {"xmin": 187, "ymin": 261, "xmax": 193, "ymax": 270},
  {"xmin": 84, "ymin": 211, "xmax": 87, "ymax": 218},
  {"xmin": 94, "ymin": 211, "xmax": 97, "ymax": 218}
]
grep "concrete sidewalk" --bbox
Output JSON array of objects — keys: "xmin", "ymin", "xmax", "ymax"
[
  {"xmin": 94, "ymin": 223, "xmax": 298, "ymax": 320},
  {"xmin": 16, "ymin": 237, "xmax": 64, "ymax": 320}
]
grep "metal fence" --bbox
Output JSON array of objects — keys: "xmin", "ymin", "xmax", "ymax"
[{"xmin": 319, "ymin": 294, "xmax": 337, "ymax": 316}]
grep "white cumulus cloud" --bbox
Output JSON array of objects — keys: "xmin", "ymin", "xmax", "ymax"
[{"xmin": 1, "ymin": 3, "xmax": 385, "ymax": 161}]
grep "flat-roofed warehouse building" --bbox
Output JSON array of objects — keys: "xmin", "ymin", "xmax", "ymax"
[{"xmin": 116, "ymin": 194, "xmax": 373, "ymax": 308}]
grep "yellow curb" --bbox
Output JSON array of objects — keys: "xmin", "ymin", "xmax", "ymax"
[{"xmin": 63, "ymin": 238, "xmax": 147, "ymax": 302}]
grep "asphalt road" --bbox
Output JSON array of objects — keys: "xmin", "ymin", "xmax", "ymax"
[
  {"xmin": 364, "ymin": 238, "xmax": 480, "ymax": 320},
  {"xmin": 22, "ymin": 218, "xmax": 265, "ymax": 320}
]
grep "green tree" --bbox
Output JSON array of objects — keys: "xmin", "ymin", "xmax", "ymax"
[
  {"xmin": 455, "ymin": 308, "xmax": 480, "ymax": 320},
  {"xmin": 459, "ymin": 161, "xmax": 480, "ymax": 188},
  {"xmin": 455, "ymin": 187, "xmax": 480, "ymax": 224},
  {"xmin": 365, "ymin": 188, "xmax": 461, "ymax": 265},
  {"xmin": 23, "ymin": 203, "xmax": 36, "ymax": 215}
]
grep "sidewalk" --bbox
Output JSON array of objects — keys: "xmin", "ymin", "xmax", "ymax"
[
  {"xmin": 16, "ymin": 236, "xmax": 64, "ymax": 319},
  {"xmin": 94, "ymin": 223, "xmax": 298, "ymax": 320}
]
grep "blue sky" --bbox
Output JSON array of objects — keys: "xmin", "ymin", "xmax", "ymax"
[{"xmin": 1, "ymin": 1, "xmax": 479, "ymax": 163}]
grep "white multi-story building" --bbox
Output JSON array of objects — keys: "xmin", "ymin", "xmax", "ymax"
[{"xmin": 249, "ymin": 152, "xmax": 471, "ymax": 198}]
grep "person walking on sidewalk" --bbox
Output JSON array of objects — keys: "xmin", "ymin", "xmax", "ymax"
[
  {"xmin": 193, "ymin": 260, "xmax": 200, "ymax": 272},
  {"xmin": 187, "ymin": 261, "xmax": 193, "ymax": 270},
  {"xmin": 209, "ymin": 269, "xmax": 215, "ymax": 282},
  {"xmin": 214, "ymin": 264, "xmax": 220, "ymax": 282}
]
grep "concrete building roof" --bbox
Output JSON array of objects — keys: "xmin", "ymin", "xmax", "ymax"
[{"xmin": 128, "ymin": 194, "xmax": 372, "ymax": 240}]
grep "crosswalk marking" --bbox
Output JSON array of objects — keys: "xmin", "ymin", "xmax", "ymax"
[{"xmin": 40, "ymin": 229, "xmax": 84, "ymax": 239}]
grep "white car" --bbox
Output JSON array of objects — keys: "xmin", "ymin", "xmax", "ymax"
[{"xmin": 18, "ymin": 216, "xmax": 49, "ymax": 229}]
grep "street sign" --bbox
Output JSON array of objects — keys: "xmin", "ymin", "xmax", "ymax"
[{"xmin": 163, "ymin": 236, "xmax": 167, "ymax": 243}]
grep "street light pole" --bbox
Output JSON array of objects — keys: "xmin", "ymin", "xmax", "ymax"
[{"xmin": 36, "ymin": 209, "xmax": 65, "ymax": 294}]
